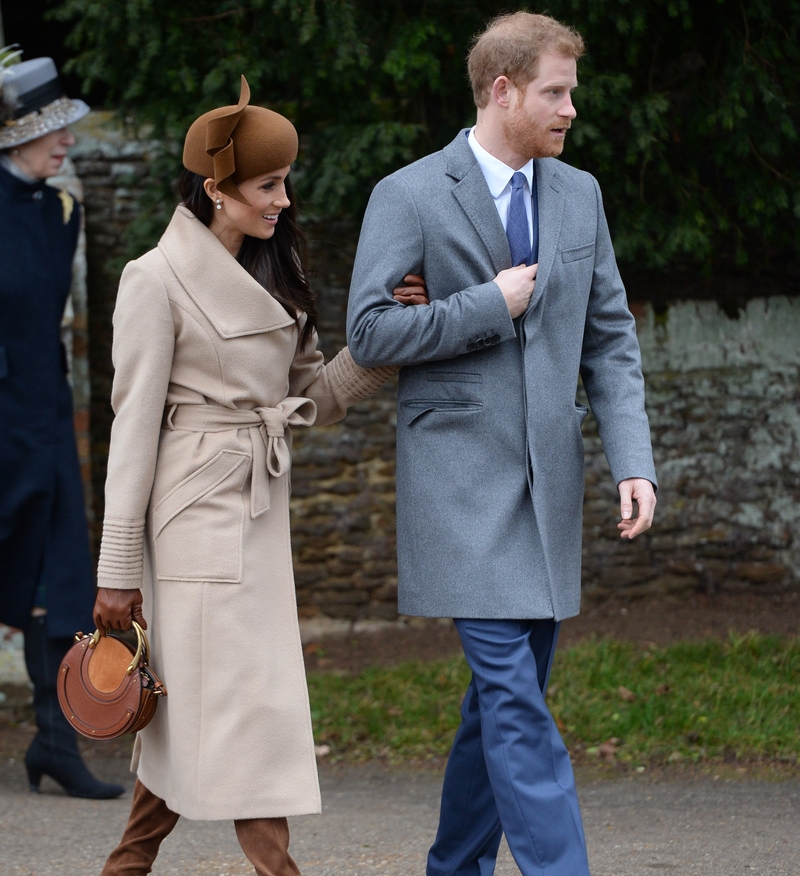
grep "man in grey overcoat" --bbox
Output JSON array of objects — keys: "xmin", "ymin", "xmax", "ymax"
[{"xmin": 347, "ymin": 12, "xmax": 657, "ymax": 876}]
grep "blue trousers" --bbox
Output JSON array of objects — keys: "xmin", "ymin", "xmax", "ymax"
[{"xmin": 427, "ymin": 619, "xmax": 590, "ymax": 876}]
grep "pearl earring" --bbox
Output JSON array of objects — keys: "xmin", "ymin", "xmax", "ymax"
[{"xmin": 215, "ymin": 199, "xmax": 222, "ymax": 210}]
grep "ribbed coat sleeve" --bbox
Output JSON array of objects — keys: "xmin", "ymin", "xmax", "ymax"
[
  {"xmin": 288, "ymin": 322, "xmax": 397, "ymax": 427},
  {"xmin": 96, "ymin": 258, "xmax": 175, "ymax": 589}
]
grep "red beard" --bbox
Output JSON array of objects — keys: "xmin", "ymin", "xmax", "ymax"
[{"xmin": 502, "ymin": 105, "xmax": 570, "ymax": 160}]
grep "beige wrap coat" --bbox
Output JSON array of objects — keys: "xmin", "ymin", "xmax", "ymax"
[{"xmin": 97, "ymin": 206, "xmax": 393, "ymax": 820}]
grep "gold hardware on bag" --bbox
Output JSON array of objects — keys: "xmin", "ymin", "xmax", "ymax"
[
  {"xmin": 89, "ymin": 623, "xmax": 148, "ymax": 674},
  {"xmin": 57, "ymin": 621, "xmax": 166, "ymax": 740}
]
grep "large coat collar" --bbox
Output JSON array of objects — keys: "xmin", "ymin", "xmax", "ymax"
[
  {"xmin": 158, "ymin": 205, "xmax": 296, "ymax": 339},
  {"xmin": 442, "ymin": 130, "xmax": 565, "ymax": 314}
]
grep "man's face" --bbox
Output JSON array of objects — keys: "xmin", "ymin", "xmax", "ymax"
[{"xmin": 502, "ymin": 51, "xmax": 578, "ymax": 160}]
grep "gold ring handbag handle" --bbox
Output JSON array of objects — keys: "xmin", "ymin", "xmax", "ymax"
[
  {"xmin": 88, "ymin": 621, "xmax": 150, "ymax": 674},
  {"xmin": 59, "ymin": 621, "xmax": 164, "ymax": 740}
]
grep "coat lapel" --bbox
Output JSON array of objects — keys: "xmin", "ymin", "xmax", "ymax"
[
  {"xmin": 444, "ymin": 132, "xmax": 511, "ymax": 275},
  {"xmin": 525, "ymin": 159, "xmax": 564, "ymax": 317},
  {"xmin": 158, "ymin": 206, "xmax": 296, "ymax": 339}
]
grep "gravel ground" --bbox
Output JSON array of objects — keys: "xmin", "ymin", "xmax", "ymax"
[{"xmin": 0, "ymin": 757, "xmax": 798, "ymax": 875}]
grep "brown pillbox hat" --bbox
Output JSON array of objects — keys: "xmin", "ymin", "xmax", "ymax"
[{"xmin": 182, "ymin": 76, "xmax": 298, "ymax": 206}]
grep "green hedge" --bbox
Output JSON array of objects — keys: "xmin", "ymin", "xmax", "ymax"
[{"xmin": 53, "ymin": 0, "xmax": 799, "ymax": 275}]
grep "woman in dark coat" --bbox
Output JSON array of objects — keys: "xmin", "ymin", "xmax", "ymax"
[{"xmin": 0, "ymin": 52, "xmax": 123, "ymax": 799}]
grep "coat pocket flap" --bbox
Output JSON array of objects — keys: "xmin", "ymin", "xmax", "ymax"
[
  {"xmin": 153, "ymin": 450, "xmax": 250, "ymax": 537},
  {"xmin": 561, "ymin": 243, "xmax": 595, "ymax": 263},
  {"xmin": 426, "ymin": 372, "xmax": 482, "ymax": 383},
  {"xmin": 402, "ymin": 400, "xmax": 482, "ymax": 426}
]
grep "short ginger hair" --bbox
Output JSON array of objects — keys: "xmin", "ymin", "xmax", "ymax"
[{"xmin": 467, "ymin": 12, "xmax": 585, "ymax": 109}]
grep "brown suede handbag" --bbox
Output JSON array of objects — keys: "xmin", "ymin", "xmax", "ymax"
[{"xmin": 56, "ymin": 622, "xmax": 167, "ymax": 740}]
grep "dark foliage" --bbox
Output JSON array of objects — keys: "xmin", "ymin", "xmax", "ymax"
[{"xmin": 51, "ymin": 0, "xmax": 799, "ymax": 287}]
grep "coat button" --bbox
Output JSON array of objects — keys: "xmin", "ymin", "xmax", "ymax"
[
  {"xmin": 491, "ymin": 334, "xmax": 501, "ymax": 343},
  {"xmin": 467, "ymin": 342, "xmax": 477, "ymax": 351},
  {"xmin": 32, "ymin": 190, "xmax": 44, "ymax": 201}
]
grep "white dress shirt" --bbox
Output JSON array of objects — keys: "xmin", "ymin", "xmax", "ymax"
[{"xmin": 467, "ymin": 127, "xmax": 534, "ymax": 249}]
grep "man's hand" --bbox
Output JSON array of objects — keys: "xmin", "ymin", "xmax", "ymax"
[
  {"xmin": 93, "ymin": 587, "xmax": 147, "ymax": 632},
  {"xmin": 617, "ymin": 478, "xmax": 656, "ymax": 539},
  {"xmin": 494, "ymin": 263, "xmax": 537, "ymax": 318},
  {"xmin": 392, "ymin": 273, "xmax": 429, "ymax": 306}
]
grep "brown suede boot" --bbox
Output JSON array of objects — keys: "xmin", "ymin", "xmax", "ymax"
[
  {"xmin": 234, "ymin": 816, "xmax": 302, "ymax": 876},
  {"xmin": 100, "ymin": 778, "xmax": 180, "ymax": 875}
]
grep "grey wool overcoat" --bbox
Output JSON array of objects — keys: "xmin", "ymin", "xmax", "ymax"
[
  {"xmin": 97, "ymin": 206, "xmax": 393, "ymax": 820},
  {"xmin": 347, "ymin": 131, "xmax": 657, "ymax": 622}
]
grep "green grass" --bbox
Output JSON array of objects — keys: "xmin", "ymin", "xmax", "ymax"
[{"xmin": 307, "ymin": 633, "xmax": 800, "ymax": 767}]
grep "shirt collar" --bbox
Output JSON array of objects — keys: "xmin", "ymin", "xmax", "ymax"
[
  {"xmin": 467, "ymin": 127, "xmax": 534, "ymax": 198},
  {"xmin": 0, "ymin": 152, "xmax": 40, "ymax": 185}
]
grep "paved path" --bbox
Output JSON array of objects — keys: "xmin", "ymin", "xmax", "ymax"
[{"xmin": 1, "ymin": 756, "xmax": 798, "ymax": 875}]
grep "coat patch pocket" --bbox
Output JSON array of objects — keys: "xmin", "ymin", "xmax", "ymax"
[
  {"xmin": 153, "ymin": 450, "xmax": 250, "ymax": 583},
  {"xmin": 561, "ymin": 243, "xmax": 595, "ymax": 263},
  {"xmin": 402, "ymin": 399, "xmax": 483, "ymax": 426}
]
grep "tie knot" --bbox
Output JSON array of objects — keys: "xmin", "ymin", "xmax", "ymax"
[{"xmin": 511, "ymin": 171, "xmax": 526, "ymax": 192}]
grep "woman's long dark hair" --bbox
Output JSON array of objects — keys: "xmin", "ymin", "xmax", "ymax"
[{"xmin": 178, "ymin": 169, "xmax": 318, "ymax": 350}]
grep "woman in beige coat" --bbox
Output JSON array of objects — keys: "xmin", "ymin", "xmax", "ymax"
[{"xmin": 93, "ymin": 79, "xmax": 425, "ymax": 875}]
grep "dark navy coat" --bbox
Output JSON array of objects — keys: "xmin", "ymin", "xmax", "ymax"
[{"xmin": 0, "ymin": 163, "xmax": 94, "ymax": 637}]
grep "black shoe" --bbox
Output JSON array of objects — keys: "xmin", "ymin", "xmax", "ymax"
[{"xmin": 23, "ymin": 616, "xmax": 125, "ymax": 799}]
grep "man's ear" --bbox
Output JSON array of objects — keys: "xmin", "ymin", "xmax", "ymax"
[{"xmin": 491, "ymin": 76, "xmax": 514, "ymax": 110}]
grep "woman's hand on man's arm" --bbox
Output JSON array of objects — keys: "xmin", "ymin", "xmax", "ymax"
[{"xmin": 392, "ymin": 273, "xmax": 429, "ymax": 306}]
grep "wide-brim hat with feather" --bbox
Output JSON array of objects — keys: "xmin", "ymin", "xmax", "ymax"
[
  {"xmin": 183, "ymin": 76, "xmax": 298, "ymax": 206},
  {"xmin": 0, "ymin": 54, "xmax": 90, "ymax": 150}
]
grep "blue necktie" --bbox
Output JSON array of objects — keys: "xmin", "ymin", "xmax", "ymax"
[{"xmin": 506, "ymin": 171, "xmax": 531, "ymax": 267}]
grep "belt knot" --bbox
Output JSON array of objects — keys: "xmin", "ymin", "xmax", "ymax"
[{"xmin": 252, "ymin": 397, "xmax": 317, "ymax": 504}]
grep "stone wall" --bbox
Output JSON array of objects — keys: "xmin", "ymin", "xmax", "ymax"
[
  {"xmin": 582, "ymin": 298, "xmax": 800, "ymax": 601},
  {"xmin": 290, "ymin": 224, "xmax": 401, "ymax": 618},
  {"xmin": 70, "ymin": 115, "xmax": 800, "ymax": 622}
]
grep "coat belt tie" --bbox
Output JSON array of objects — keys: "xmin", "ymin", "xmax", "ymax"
[{"xmin": 162, "ymin": 399, "xmax": 318, "ymax": 518}]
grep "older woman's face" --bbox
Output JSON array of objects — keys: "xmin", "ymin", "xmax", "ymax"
[{"xmin": 10, "ymin": 126, "xmax": 75, "ymax": 179}]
